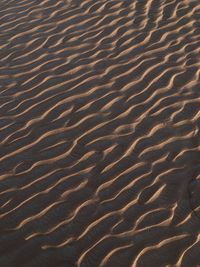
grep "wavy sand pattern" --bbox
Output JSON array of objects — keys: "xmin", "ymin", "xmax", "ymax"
[{"xmin": 0, "ymin": 0, "xmax": 200, "ymax": 266}]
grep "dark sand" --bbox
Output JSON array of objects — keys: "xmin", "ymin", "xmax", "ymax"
[{"xmin": 0, "ymin": 0, "xmax": 200, "ymax": 266}]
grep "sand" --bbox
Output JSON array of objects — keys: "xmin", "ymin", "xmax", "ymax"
[{"xmin": 0, "ymin": 0, "xmax": 200, "ymax": 266}]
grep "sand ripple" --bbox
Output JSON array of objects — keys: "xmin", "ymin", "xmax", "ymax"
[{"xmin": 0, "ymin": 0, "xmax": 200, "ymax": 266}]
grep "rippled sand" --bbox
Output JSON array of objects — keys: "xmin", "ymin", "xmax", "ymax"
[{"xmin": 0, "ymin": 0, "xmax": 200, "ymax": 266}]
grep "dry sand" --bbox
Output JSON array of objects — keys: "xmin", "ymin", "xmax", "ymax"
[{"xmin": 0, "ymin": 0, "xmax": 200, "ymax": 266}]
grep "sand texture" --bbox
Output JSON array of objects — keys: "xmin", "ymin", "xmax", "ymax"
[{"xmin": 0, "ymin": 0, "xmax": 200, "ymax": 266}]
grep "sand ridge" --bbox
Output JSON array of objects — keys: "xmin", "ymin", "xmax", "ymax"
[{"xmin": 0, "ymin": 0, "xmax": 200, "ymax": 266}]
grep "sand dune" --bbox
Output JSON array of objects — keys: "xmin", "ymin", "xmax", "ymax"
[{"xmin": 0, "ymin": 0, "xmax": 200, "ymax": 266}]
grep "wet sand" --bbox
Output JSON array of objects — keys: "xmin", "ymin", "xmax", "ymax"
[{"xmin": 0, "ymin": 0, "xmax": 200, "ymax": 266}]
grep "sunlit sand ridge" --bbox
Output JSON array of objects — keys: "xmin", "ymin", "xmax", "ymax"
[{"xmin": 0, "ymin": 0, "xmax": 200, "ymax": 266}]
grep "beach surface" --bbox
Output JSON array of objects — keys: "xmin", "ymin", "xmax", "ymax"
[{"xmin": 0, "ymin": 0, "xmax": 200, "ymax": 266}]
